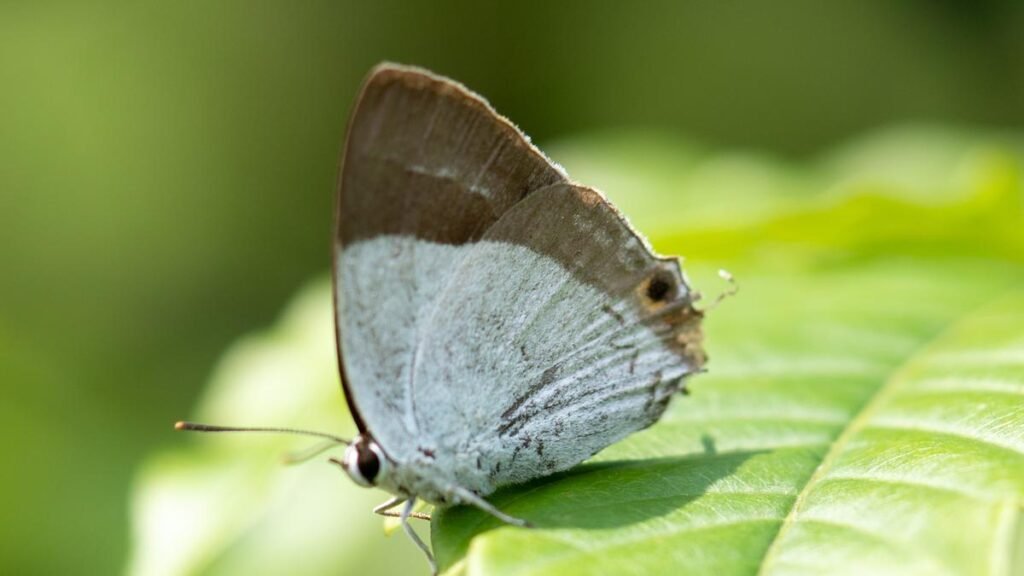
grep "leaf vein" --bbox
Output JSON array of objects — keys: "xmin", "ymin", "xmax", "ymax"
[{"xmin": 755, "ymin": 299, "xmax": 1012, "ymax": 575}]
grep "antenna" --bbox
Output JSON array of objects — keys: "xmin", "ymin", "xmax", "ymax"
[
  {"xmin": 174, "ymin": 421, "xmax": 351, "ymax": 445},
  {"xmin": 701, "ymin": 269, "xmax": 739, "ymax": 312},
  {"xmin": 281, "ymin": 440, "xmax": 345, "ymax": 465}
]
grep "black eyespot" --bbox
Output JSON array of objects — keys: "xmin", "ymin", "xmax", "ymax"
[
  {"xmin": 356, "ymin": 444, "xmax": 380, "ymax": 483},
  {"xmin": 646, "ymin": 275, "xmax": 673, "ymax": 302}
]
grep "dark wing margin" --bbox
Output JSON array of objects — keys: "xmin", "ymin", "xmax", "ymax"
[{"xmin": 332, "ymin": 63, "xmax": 567, "ymax": 432}]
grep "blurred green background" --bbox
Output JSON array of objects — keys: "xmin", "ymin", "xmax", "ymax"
[{"xmin": 2, "ymin": 2, "xmax": 1023, "ymax": 574}]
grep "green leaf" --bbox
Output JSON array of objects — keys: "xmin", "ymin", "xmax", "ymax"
[
  {"xmin": 432, "ymin": 258, "xmax": 1024, "ymax": 575},
  {"xmin": 431, "ymin": 127, "xmax": 1024, "ymax": 575},
  {"xmin": 128, "ymin": 126, "xmax": 1024, "ymax": 575}
]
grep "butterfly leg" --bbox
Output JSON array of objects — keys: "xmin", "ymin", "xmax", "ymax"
[
  {"xmin": 449, "ymin": 485, "xmax": 533, "ymax": 528},
  {"xmin": 373, "ymin": 496, "xmax": 431, "ymax": 520},
  {"xmin": 400, "ymin": 497, "xmax": 437, "ymax": 575}
]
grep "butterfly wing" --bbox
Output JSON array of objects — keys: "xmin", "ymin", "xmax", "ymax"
[
  {"xmin": 411, "ymin": 183, "xmax": 705, "ymax": 492},
  {"xmin": 334, "ymin": 64, "xmax": 566, "ymax": 458}
]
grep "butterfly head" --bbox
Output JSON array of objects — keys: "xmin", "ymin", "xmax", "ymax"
[{"xmin": 341, "ymin": 435, "xmax": 391, "ymax": 488}]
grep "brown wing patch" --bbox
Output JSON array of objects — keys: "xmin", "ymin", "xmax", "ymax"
[
  {"xmin": 336, "ymin": 64, "xmax": 567, "ymax": 247},
  {"xmin": 483, "ymin": 183, "xmax": 705, "ymax": 369}
]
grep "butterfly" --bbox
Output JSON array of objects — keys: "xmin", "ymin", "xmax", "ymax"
[{"xmin": 178, "ymin": 63, "xmax": 706, "ymax": 574}]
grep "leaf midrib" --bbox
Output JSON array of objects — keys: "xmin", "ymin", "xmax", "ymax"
[{"xmin": 754, "ymin": 297, "xmax": 999, "ymax": 575}]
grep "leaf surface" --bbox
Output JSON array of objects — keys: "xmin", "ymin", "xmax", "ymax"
[
  {"xmin": 433, "ymin": 260, "xmax": 1024, "ymax": 576},
  {"xmin": 128, "ymin": 127, "xmax": 1024, "ymax": 576},
  {"xmin": 434, "ymin": 128, "xmax": 1024, "ymax": 575}
]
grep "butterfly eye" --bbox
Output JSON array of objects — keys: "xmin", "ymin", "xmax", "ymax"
[{"xmin": 342, "ymin": 438, "xmax": 387, "ymax": 487}]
